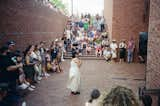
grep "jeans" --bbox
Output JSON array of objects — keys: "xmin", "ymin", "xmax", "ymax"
[{"xmin": 128, "ymin": 50, "xmax": 133, "ymax": 63}]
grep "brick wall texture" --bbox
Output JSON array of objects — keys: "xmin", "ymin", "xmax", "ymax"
[
  {"xmin": 104, "ymin": 0, "xmax": 149, "ymax": 61},
  {"xmin": 112, "ymin": 0, "xmax": 148, "ymax": 42},
  {"xmin": 0, "ymin": 0, "xmax": 68, "ymax": 50},
  {"xmin": 146, "ymin": 0, "xmax": 160, "ymax": 89}
]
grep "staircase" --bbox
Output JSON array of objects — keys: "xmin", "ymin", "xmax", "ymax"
[{"xmin": 64, "ymin": 48, "xmax": 105, "ymax": 60}]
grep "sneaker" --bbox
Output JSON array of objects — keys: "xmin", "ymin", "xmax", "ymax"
[
  {"xmin": 61, "ymin": 59, "xmax": 65, "ymax": 61},
  {"xmin": 45, "ymin": 73, "xmax": 50, "ymax": 77},
  {"xmin": 30, "ymin": 85, "xmax": 36, "ymax": 89},
  {"xmin": 18, "ymin": 83, "xmax": 29, "ymax": 90},
  {"xmin": 25, "ymin": 82, "xmax": 30, "ymax": 86},
  {"xmin": 37, "ymin": 76, "xmax": 42, "ymax": 81},
  {"xmin": 22, "ymin": 101, "xmax": 26, "ymax": 106},
  {"xmin": 28, "ymin": 87, "xmax": 35, "ymax": 91}
]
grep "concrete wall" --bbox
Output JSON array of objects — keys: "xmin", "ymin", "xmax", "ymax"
[
  {"xmin": 0, "ymin": 0, "xmax": 68, "ymax": 50},
  {"xmin": 104, "ymin": 0, "xmax": 113, "ymax": 40},
  {"xmin": 146, "ymin": 0, "xmax": 160, "ymax": 89}
]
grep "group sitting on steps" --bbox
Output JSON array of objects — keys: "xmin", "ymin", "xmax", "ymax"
[{"xmin": 62, "ymin": 14, "xmax": 144, "ymax": 63}]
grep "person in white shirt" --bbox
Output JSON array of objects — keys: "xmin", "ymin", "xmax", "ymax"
[
  {"xmin": 103, "ymin": 46, "xmax": 112, "ymax": 62},
  {"xmin": 110, "ymin": 39, "xmax": 118, "ymax": 62}
]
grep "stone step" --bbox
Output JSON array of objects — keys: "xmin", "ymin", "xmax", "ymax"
[{"xmin": 64, "ymin": 56, "xmax": 105, "ymax": 60}]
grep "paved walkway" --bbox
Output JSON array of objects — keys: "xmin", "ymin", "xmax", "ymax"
[{"xmin": 25, "ymin": 60, "xmax": 145, "ymax": 106}]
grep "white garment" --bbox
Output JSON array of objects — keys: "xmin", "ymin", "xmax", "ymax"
[
  {"xmin": 67, "ymin": 59, "xmax": 81, "ymax": 92},
  {"xmin": 66, "ymin": 30, "xmax": 71, "ymax": 39},
  {"xmin": 119, "ymin": 42, "xmax": 127, "ymax": 49},
  {"xmin": 103, "ymin": 50, "xmax": 111, "ymax": 57},
  {"xmin": 30, "ymin": 52, "xmax": 38, "ymax": 59},
  {"xmin": 85, "ymin": 99, "xmax": 101, "ymax": 106},
  {"xmin": 110, "ymin": 43, "xmax": 118, "ymax": 58}
]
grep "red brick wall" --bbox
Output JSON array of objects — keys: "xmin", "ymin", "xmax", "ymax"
[
  {"xmin": 104, "ymin": 0, "xmax": 149, "ymax": 61},
  {"xmin": 0, "ymin": 0, "xmax": 68, "ymax": 50},
  {"xmin": 146, "ymin": 0, "xmax": 160, "ymax": 90},
  {"xmin": 112, "ymin": 0, "xmax": 148, "ymax": 42}
]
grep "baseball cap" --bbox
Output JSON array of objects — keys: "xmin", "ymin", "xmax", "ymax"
[{"xmin": 6, "ymin": 40, "xmax": 16, "ymax": 46}]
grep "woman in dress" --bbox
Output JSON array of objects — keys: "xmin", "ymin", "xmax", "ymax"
[{"xmin": 67, "ymin": 53, "xmax": 82, "ymax": 95}]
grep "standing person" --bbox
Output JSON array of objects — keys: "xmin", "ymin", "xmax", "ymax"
[
  {"xmin": 0, "ymin": 46, "xmax": 26, "ymax": 106},
  {"xmin": 67, "ymin": 53, "xmax": 82, "ymax": 95},
  {"xmin": 119, "ymin": 40, "xmax": 127, "ymax": 63},
  {"xmin": 127, "ymin": 37, "xmax": 135, "ymax": 63},
  {"xmin": 39, "ymin": 41, "xmax": 50, "ymax": 77},
  {"xmin": 110, "ymin": 39, "xmax": 118, "ymax": 62},
  {"xmin": 100, "ymin": 16, "xmax": 105, "ymax": 32},
  {"xmin": 83, "ymin": 19, "xmax": 89, "ymax": 31}
]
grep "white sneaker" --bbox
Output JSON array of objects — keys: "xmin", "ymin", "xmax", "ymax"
[
  {"xmin": 25, "ymin": 82, "xmax": 30, "ymax": 86},
  {"xmin": 28, "ymin": 87, "xmax": 35, "ymax": 91},
  {"xmin": 30, "ymin": 85, "xmax": 36, "ymax": 89},
  {"xmin": 19, "ymin": 83, "xmax": 29, "ymax": 90},
  {"xmin": 22, "ymin": 101, "xmax": 26, "ymax": 106},
  {"xmin": 61, "ymin": 59, "xmax": 65, "ymax": 61},
  {"xmin": 37, "ymin": 76, "xmax": 42, "ymax": 81},
  {"xmin": 45, "ymin": 73, "xmax": 50, "ymax": 77}
]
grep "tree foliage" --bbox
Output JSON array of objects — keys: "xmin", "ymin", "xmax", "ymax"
[{"xmin": 50, "ymin": 0, "xmax": 68, "ymax": 14}]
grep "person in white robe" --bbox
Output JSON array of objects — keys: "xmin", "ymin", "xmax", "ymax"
[{"xmin": 67, "ymin": 54, "xmax": 82, "ymax": 95}]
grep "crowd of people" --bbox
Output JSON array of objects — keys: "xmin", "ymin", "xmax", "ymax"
[
  {"xmin": 62, "ymin": 14, "xmax": 137, "ymax": 63},
  {"xmin": 0, "ymin": 14, "xmax": 146, "ymax": 106},
  {"xmin": 0, "ymin": 40, "xmax": 65, "ymax": 106}
]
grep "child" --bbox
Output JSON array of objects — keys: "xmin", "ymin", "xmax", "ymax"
[
  {"xmin": 95, "ymin": 45, "xmax": 102, "ymax": 57},
  {"xmin": 45, "ymin": 49, "xmax": 55, "ymax": 72}
]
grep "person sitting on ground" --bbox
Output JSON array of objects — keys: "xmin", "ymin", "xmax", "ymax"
[
  {"xmin": 45, "ymin": 49, "xmax": 54, "ymax": 72},
  {"xmin": 95, "ymin": 45, "xmax": 102, "ymax": 57},
  {"xmin": 103, "ymin": 86, "xmax": 139, "ymax": 106},
  {"xmin": 45, "ymin": 49, "xmax": 60, "ymax": 73},
  {"xmin": 52, "ymin": 59, "xmax": 61, "ymax": 73},
  {"xmin": 85, "ymin": 89, "xmax": 101, "ymax": 106},
  {"xmin": 103, "ymin": 46, "xmax": 112, "ymax": 62},
  {"xmin": 86, "ymin": 45, "xmax": 92, "ymax": 55}
]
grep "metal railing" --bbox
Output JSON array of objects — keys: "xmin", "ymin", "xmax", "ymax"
[{"xmin": 139, "ymin": 87, "xmax": 160, "ymax": 106}]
